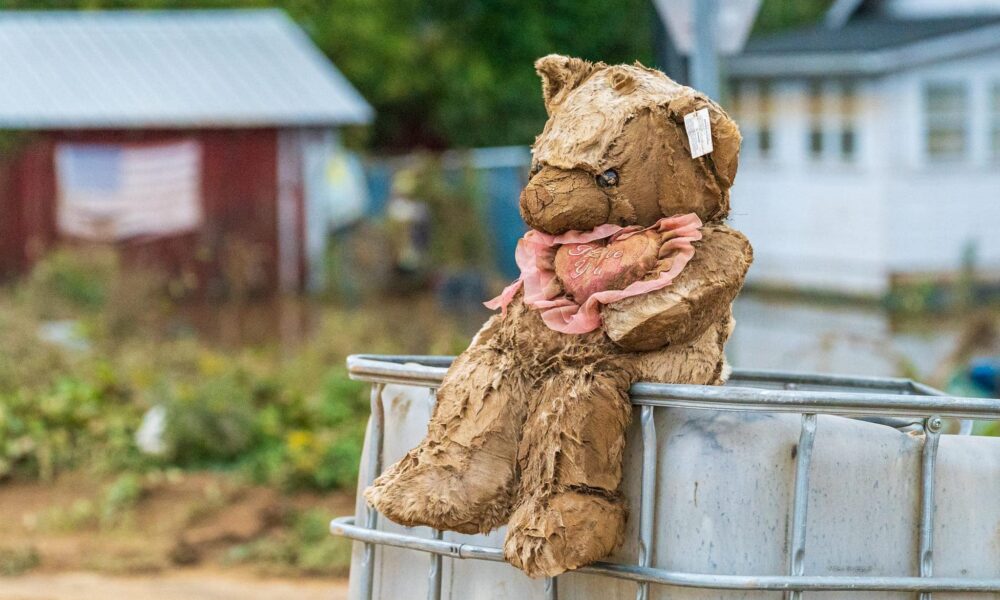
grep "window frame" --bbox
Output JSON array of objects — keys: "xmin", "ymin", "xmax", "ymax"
[
  {"xmin": 838, "ymin": 81, "xmax": 858, "ymax": 162},
  {"xmin": 923, "ymin": 80, "xmax": 970, "ymax": 162},
  {"xmin": 757, "ymin": 80, "xmax": 774, "ymax": 160},
  {"xmin": 991, "ymin": 82, "xmax": 1000, "ymax": 163},
  {"xmin": 807, "ymin": 80, "xmax": 825, "ymax": 161},
  {"xmin": 728, "ymin": 79, "xmax": 773, "ymax": 163}
]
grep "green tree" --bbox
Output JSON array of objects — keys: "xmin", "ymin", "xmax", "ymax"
[
  {"xmin": 297, "ymin": 0, "xmax": 656, "ymax": 149},
  {"xmin": 753, "ymin": 0, "xmax": 832, "ymax": 35}
]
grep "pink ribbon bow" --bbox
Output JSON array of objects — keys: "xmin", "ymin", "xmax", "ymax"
[{"xmin": 484, "ymin": 213, "xmax": 703, "ymax": 334}]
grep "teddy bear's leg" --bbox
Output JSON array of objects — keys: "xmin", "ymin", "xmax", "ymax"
[
  {"xmin": 503, "ymin": 366, "xmax": 632, "ymax": 577},
  {"xmin": 364, "ymin": 344, "xmax": 529, "ymax": 534}
]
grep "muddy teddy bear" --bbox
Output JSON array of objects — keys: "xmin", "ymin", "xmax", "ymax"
[{"xmin": 365, "ymin": 55, "xmax": 753, "ymax": 578}]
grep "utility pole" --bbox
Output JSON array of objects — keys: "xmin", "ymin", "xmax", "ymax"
[
  {"xmin": 653, "ymin": 4, "xmax": 688, "ymax": 85},
  {"xmin": 690, "ymin": 0, "xmax": 720, "ymax": 100}
]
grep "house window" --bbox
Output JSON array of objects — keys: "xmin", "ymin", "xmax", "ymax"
[
  {"xmin": 924, "ymin": 82, "xmax": 968, "ymax": 160},
  {"xmin": 840, "ymin": 82, "xmax": 857, "ymax": 160},
  {"xmin": 727, "ymin": 81, "xmax": 743, "ymax": 116},
  {"xmin": 992, "ymin": 83, "xmax": 1000, "ymax": 162},
  {"xmin": 730, "ymin": 80, "xmax": 773, "ymax": 161},
  {"xmin": 758, "ymin": 81, "xmax": 773, "ymax": 159},
  {"xmin": 807, "ymin": 81, "xmax": 858, "ymax": 162},
  {"xmin": 807, "ymin": 81, "xmax": 824, "ymax": 159}
]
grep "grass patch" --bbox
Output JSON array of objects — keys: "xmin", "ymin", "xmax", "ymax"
[
  {"xmin": 0, "ymin": 545, "xmax": 40, "ymax": 576},
  {"xmin": 225, "ymin": 508, "xmax": 352, "ymax": 577}
]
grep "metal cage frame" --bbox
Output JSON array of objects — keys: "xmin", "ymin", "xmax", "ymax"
[{"xmin": 330, "ymin": 354, "xmax": 1000, "ymax": 600}]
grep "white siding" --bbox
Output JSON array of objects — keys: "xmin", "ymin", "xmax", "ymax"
[
  {"xmin": 883, "ymin": 49, "xmax": 1000, "ymax": 275},
  {"xmin": 730, "ymin": 47, "xmax": 1000, "ymax": 296},
  {"xmin": 730, "ymin": 79, "xmax": 890, "ymax": 295}
]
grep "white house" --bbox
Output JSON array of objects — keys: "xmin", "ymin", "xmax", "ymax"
[{"xmin": 726, "ymin": 0, "xmax": 1000, "ymax": 296}]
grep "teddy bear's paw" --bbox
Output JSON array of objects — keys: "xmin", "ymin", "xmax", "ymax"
[
  {"xmin": 363, "ymin": 447, "xmax": 516, "ymax": 535},
  {"xmin": 503, "ymin": 490, "xmax": 626, "ymax": 578}
]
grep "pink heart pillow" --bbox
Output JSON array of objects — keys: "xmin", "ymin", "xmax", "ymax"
[{"xmin": 554, "ymin": 231, "xmax": 660, "ymax": 303}]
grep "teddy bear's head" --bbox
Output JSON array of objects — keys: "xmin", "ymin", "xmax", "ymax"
[{"xmin": 520, "ymin": 55, "xmax": 741, "ymax": 235}]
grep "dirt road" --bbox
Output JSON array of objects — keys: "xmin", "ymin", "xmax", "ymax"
[{"xmin": 0, "ymin": 570, "xmax": 347, "ymax": 600}]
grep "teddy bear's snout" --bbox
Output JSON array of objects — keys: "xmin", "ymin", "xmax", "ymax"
[
  {"xmin": 520, "ymin": 167, "xmax": 611, "ymax": 235},
  {"xmin": 521, "ymin": 185, "xmax": 553, "ymax": 215}
]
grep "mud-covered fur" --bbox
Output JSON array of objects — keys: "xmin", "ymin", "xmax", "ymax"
[{"xmin": 365, "ymin": 55, "xmax": 753, "ymax": 578}]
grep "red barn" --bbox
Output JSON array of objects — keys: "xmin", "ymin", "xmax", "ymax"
[{"xmin": 0, "ymin": 10, "xmax": 373, "ymax": 295}]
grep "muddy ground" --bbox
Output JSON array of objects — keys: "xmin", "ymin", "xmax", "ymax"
[
  {"xmin": 0, "ymin": 570, "xmax": 347, "ymax": 600},
  {"xmin": 0, "ymin": 472, "xmax": 355, "ymax": 599}
]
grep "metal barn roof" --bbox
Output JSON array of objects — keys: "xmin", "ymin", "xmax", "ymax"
[{"xmin": 0, "ymin": 10, "xmax": 374, "ymax": 129}]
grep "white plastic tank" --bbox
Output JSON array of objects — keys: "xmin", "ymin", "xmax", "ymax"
[{"xmin": 344, "ymin": 381, "xmax": 1000, "ymax": 599}]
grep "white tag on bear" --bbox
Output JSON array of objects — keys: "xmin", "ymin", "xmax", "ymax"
[{"xmin": 684, "ymin": 107, "xmax": 713, "ymax": 158}]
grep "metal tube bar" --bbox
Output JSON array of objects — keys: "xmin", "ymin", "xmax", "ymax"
[
  {"xmin": 359, "ymin": 384, "xmax": 385, "ymax": 600},
  {"xmin": 348, "ymin": 356, "xmax": 929, "ymax": 394},
  {"xmin": 424, "ymin": 387, "xmax": 443, "ymax": 600},
  {"xmin": 731, "ymin": 370, "xmax": 915, "ymax": 392},
  {"xmin": 330, "ymin": 517, "xmax": 1000, "ymax": 593},
  {"xmin": 345, "ymin": 357, "xmax": 1000, "ymax": 420},
  {"xmin": 428, "ymin": 529, "xmax": 443, "ymax": 600},
  {"xmin": 910, "ymin": 381, "xmax": 946, "ymax": 397},
  {"xmin": 348, "ymin": 356, "xmax": 448, "ymax": 387},
  {"xmin": 351, "ymin": 354, "xmax": 456, "ymax": 368},
  {"xmin": 787, "ymin": 413, "xmax": 818, "ymax": 600},
  {"xmin": 635, "ymin": 405, "xmax": 658, "ymax": 600},
  {"xmin": 911, "ymin": 382, "xmax": 976, "ymax": 435},
  {"xmin": 857, "ymin": 416, "xmax": 922, "ymax": 430},
  {"xmin": 628, "ymin": 384, "xmax": 1000, "ymax": 420},
  {"xmin": 919, "ymin": 416, "xmax": 942, "ymax": 600},
  {"xmin": 691, "ymin": 0, "xmax": 720, "ymax": 100},
  {"xmin": 544, "ymin": 576, "xmax": 558, "ymax": 600}
]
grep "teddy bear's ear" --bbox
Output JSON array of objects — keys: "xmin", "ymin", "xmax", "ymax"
[
  {"xmin": 535, "ymin": 54, "xmax": 597, "ymax": 115},
  {"xmin": 668, "ymin": 95, "xmax": 741, "ymax": 187},
  {"xmin": 658, "ymin": 95, "xmax": 742, "ymax": 219},
  {"xmin": 608, "ymin": 67, "xmax": 638, "ymax": 95},
  {"xmin": 703, "ymin": 102, "xmax": 741, "ymax": 191}
]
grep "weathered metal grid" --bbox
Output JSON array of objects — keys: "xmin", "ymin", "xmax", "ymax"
[{"xmin": 331, "ymin": 354, "xmax": 1000, "ymax": 599}]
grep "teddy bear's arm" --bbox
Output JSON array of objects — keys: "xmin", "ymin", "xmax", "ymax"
[{"xmin": 601, "ymin": 224, "xmax": 753, "ymax": 352}]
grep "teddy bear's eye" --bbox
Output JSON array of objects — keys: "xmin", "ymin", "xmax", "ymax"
[
  {"xmin": 529, "ymin": 162, "xmax": 543, "ymax": 178},
  {"xmin": 596, "ymin": 169, "xmax": 619, "ymax": 188}
]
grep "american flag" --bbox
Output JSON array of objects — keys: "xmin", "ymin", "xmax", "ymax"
[{"xmin": 54, "ymin": 140, "xmax": 203, "ymax": 241}]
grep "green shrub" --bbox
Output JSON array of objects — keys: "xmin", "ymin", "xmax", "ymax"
[
  {"xmin": 39, "ymin": 498, "xmax": 97, "ymax": 532},
  {"xmin": 20, "ymin": 247, "xmax": 118, "ymax": 316},
  {"xmin": 241, "ymin": 368, "xmax": 368, "ymax": 491},
  {"xmin": 162, "ymin": 375, "xmax": 258, "ymax": 466},
  {"xmin": 225, "ymin": 508, "xmax": 352, "ymax": 576},
  {"xmin": 100, "ymin": 473, "xmax": 145, "ymax": 528},
  {"xmin": 0, "ymin": 302, "xmax": 72, "ymax": 396},
  {"xmin": 412, "ymin": 156, "xmax": 492, "ymax": 270},
  {"xmin": 0, "ymin": 545, "xmax": 40, "ymax": 576},
  {"xmin": 0, "ymin": 370, "xmax": 142, "ymax": 481}
]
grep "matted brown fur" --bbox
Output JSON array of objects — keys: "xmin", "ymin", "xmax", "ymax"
[{"xmin": 365, "ymin": 55, "xmax": 753, "ymax": 578}]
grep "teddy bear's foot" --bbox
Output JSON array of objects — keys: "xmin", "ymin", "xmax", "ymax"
[
  {"xmin": 365, "ymin": 344, "xmax": 530, "ymax": 535},
  {"xmin": 503, "ymin": 490, "xmax": 626, "ymax": 578},
  {"xmin": 364, "ymin": 438, "xmax": 518, "ymax": 534}
]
